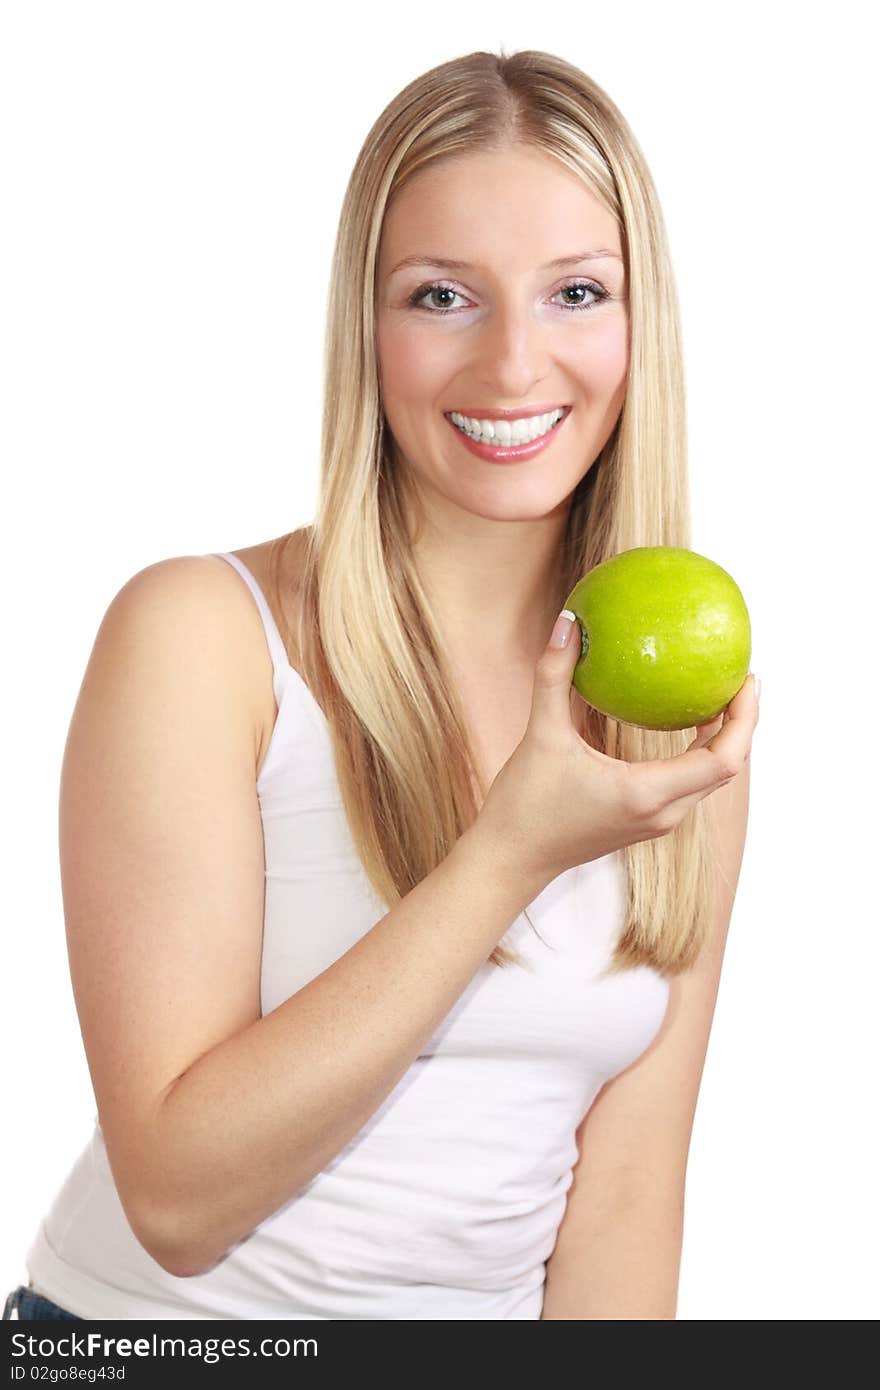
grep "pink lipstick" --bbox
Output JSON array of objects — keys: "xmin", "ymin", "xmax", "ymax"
[{"xmin": 444, "ymin": 405, "xmax": 571, "ymax": 464}]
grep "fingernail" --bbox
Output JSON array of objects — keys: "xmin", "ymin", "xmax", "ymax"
[
  {"xmin": 550, "ymin": 609, "xmax": 576, "ymax": 648},
  {"xmin": 754, "ymin": 676, "xmax": 762, "ymax": 702}
]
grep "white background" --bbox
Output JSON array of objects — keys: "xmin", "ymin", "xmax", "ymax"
[{"xmin": 2, "ymin": 1, "xmax": 877, "ymax": 1321}]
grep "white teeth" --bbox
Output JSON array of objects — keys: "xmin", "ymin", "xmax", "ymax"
[{"xmin": 449, "ymin": 407, "xmax": 565, "ymax": 445}]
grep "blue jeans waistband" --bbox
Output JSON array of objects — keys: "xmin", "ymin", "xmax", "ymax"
[{"xmin": 3, "ymin": 1284, "xmax": 81, "ymax": 1320}]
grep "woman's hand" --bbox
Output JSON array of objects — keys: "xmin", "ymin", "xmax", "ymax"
[{"xmin": 477, "ymin": 610, "xmax": 760, "ymax": 884}]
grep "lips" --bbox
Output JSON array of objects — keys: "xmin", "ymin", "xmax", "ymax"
[
  {"xmin": 443, "ymin": 403, "xmax": 571, "ymax": 463},
  {"xmin": 446, "ymin": 403, "xmax": 571, "ymax": 422}
]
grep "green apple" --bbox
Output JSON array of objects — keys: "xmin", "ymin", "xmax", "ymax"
[{"xmin": 563, "ymin": 547, "xmax": 752, "ymax": 730}]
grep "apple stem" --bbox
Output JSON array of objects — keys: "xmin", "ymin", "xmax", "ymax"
[{"xmin": 579, "ymin": 623, "xmax": 589, "ymax": 660}]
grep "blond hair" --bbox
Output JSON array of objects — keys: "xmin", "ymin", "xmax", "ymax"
[{"xmin": 269, "ymin": 47, "xmax": 722, "ymax": 976}]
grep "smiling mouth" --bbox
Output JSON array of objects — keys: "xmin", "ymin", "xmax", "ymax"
[{"xmin": 445, "ymin": 404, "xmax": 571, "ymax": 445}]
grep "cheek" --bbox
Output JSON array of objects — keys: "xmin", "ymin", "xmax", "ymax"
[
  {"xmin": 568, "ymin": 321, "xmax": 629, "ymax": 395},
  {"xmin": 376, "ymin": 315, "xmax": 452, "ymax": 400},
  {"xmin": 600, "ymin": 324, "xmax": 629, "ymax": 392}
]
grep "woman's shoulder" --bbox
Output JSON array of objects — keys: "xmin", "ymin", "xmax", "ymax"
[
  {"xmin": 209, "ymin": 530, "xmax": 313, "ymax": 768},
  {"xmin": 223, "ymin": 528, "xmax": 309, "ymax": 652}
]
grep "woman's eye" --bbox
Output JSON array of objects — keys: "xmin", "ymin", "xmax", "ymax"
[
  {"xmin": 551, "ymin": 281, "xmax": 609, "ymax": 311},
  {"xmin": 406, "ymin": 279, "xmax": 609, "ymax": 315},
  {"xmin": 408, "ymin": 283, "xmax": 466, "ymax": 312}
]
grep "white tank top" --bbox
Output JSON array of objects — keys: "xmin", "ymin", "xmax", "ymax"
[{"xmin": 25, "ymin": 551, "xmax": 671, "ymax": 1320}]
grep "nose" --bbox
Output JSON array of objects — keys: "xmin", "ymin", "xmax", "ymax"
[{"xmin": 472, "ymin": 294, "xmax": 554, "ymax": 400}]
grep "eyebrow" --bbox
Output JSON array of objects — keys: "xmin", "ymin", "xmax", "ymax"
[{"xmin": 387, "ymin": 249, "xmax": 623, "ymax": 278}]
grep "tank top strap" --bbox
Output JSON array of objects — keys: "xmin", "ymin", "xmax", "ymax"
[{"xmin": 210, "ymin": 552, "xmax": 290, "ymax": 708}]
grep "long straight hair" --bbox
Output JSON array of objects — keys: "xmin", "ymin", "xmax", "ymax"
[{"xmin": 269, "ymin": 48, "xmax": 722, "ymax": 977}]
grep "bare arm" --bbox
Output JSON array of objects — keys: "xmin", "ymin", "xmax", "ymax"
[
  {"xmin": 540, "ymin": 1198, "xmax": 683, "ymax": 1320},
  {"xmin": 150, "ymin": 816, "xmax": 542, "ymax": 1276},
  {"xmin": 62, "ymin": 558, "xmax": 547, "ymax": 1280}
]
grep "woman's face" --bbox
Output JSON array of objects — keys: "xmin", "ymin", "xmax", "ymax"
[{"xmin": 375, "ymin": 145, "xmax": 629, "ymax": 523}]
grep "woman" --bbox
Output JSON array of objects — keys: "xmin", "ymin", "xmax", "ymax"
[{"xmin": 5, "ymin": 47, "xmax": 758, "ymax": 1322}]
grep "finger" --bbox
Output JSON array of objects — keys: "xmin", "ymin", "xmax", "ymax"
[
  {"xmin": 686, "ymin": 712, "xmax": 725, "ymax": 750},
  {"xmin": 641, "ymin": 673, "xmax": 759, "ymax": 803},
  {"xmin": 531, "ymin": 610, "xmax": 584, "ymax": 738}
]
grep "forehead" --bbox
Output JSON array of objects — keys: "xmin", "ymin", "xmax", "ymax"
[{"xmin": 378, "ymin": 146, "xmax": 622, "ymax": 271}]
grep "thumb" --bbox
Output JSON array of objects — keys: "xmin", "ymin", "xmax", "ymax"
[{"xmin": 530, "ymin": 608, "xmax": 582, "ymax": 734}]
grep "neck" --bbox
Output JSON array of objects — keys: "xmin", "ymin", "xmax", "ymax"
[{"xmin": 407, "ymin": 498, "xmax": 572, "ymax": 669}]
